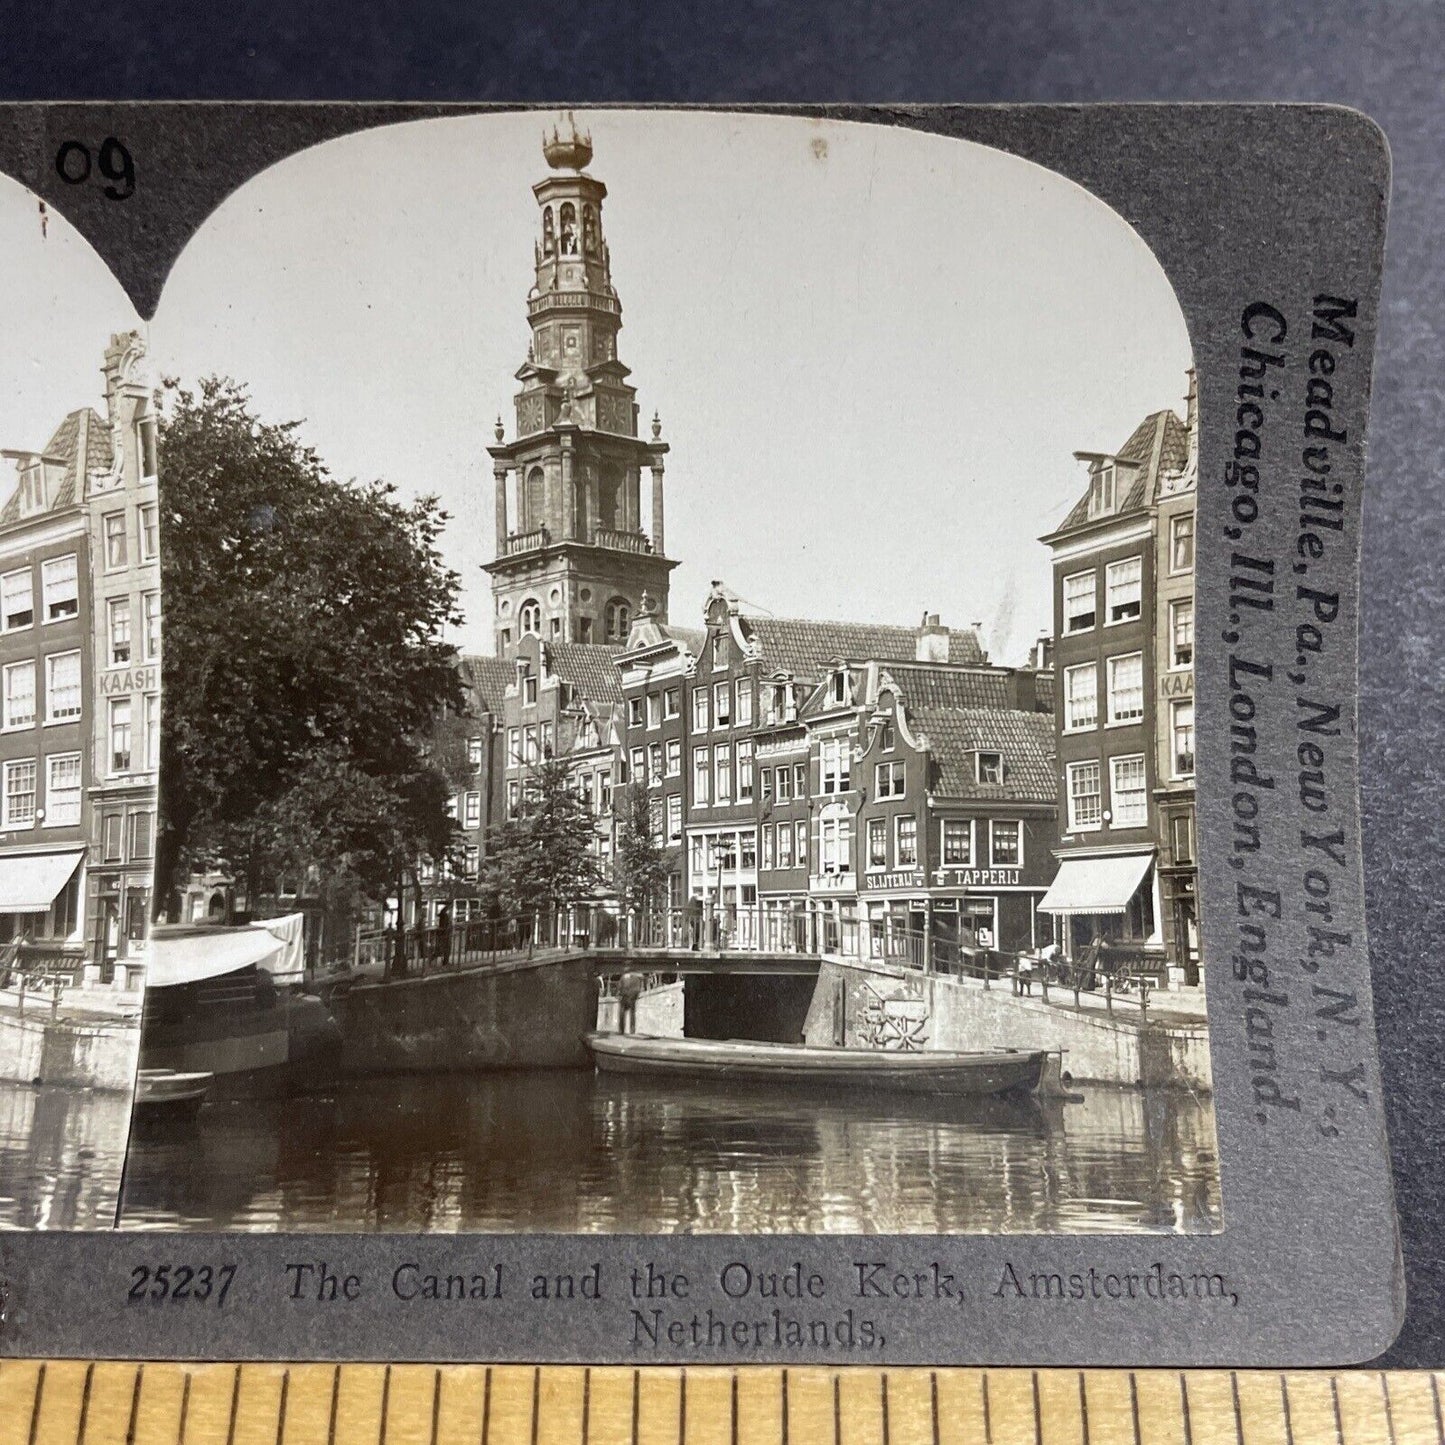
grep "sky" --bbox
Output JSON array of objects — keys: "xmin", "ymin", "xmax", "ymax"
[{"xmin": 0, "ymin": 111, "xmax": 1191, "ymax": 665}]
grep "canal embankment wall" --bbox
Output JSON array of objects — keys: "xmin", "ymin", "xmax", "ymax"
[
  {"xmin": 802, "ymin": 958, "xmax": 1212, "ymax": 1092},
  {"xmin": 0, "ymin": 1010, "xmax": 141, "ymax": 1091}
]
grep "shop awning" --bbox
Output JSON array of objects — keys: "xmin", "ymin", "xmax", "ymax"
[
  {"xmin": 1038, "ymin": 852, "xmax": 1154, "ymax": 916},
  {"xmin": 150, "ymin": 928, "xmax": 286, "ymax": 989},
  {"xmin": 0, "ymin": 848, "xmax": 84, "ymax": 914}
]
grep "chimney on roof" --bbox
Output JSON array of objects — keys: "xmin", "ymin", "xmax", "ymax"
[
  {"xmin": 916, "ymin": 612, "xmax": 949, "ymax": 663},
  {"xmin": 1033, "ymin": 634, "xmax": 1054, "ymax": 673}
]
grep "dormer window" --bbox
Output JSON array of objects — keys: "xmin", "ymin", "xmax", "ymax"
[
  {"xmin": 976, "ymin": 751, "xmax": 1004, "ymax": 785},
  {"xmin": 830, "ymin": 670, "xmax": 848, "ymax": 705},
  {"xmin": 1087, "ymin": 463, "xmax": 1117, "ymax": 519},
  {"xmin": 18, "ymin": 463, "xmax": 45, "ymax": 518}
]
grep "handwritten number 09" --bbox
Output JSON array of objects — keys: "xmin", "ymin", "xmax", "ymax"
[{"xmin": 55, "ymin": 137, "xmax": 135, "ymax": 200}]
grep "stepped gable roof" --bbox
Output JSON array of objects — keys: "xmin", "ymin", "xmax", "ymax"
[
  {"xmin": 1052, "ymin": 408, "xmax": 1188, "ymax": 535},
  {"xmin": 740, "ymin": 617, "xmax": 985, "ymax": 678},
  {"xmin": 0, "ymin": 408, "xmax": 111, "ymax": 526},
  {"xmin": 881, "ymin": 662, "xmax": 1013, "ymax": 712},
  {"xmin": 460, "ymin": 655, "xmax": 512, "ymax": 716},
  {"xmin": 916, "ymin": 706, "xmax": 1056, "ymax": 803},
  {"xmin": 546, "ymin": 642, "xmax": 625, "ymax": 707}
]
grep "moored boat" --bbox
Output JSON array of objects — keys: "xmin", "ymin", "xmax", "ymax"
[
  {"xmin": 584, "ymin": 1032, "xmax": 1046, "ymax": 1096},
  {"xmin": 135, "ymin": 1068, "xmax": 213, "ymax": 1113}
]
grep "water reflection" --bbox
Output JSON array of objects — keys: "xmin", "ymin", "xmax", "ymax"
[
  {"xmin": 0, "ymin": 1082, "xmax": 134, "ymax": 1230},
  {"xmin": 118, "ymin": 1071, "xmax": 1221, "ymax": 1235}
]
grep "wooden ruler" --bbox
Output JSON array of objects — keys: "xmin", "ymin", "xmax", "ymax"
[{"xmin": 0, "ymin": 1363, "xmax": 1441, "ymax": 1445}]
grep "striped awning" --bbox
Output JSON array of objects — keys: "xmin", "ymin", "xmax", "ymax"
[
  {"xmin": 0, "ymin": 848, "xmax": 85, "ymax": 915},
  {"xmin": 1038, "ymin": 851, "xmax": 1154, "ymax": 916}
]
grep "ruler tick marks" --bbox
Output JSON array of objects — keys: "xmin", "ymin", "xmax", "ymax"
[
  {"xmin": 981, "ymin": 1373, "xmax": 993, "ymax": 1445},
  {"xmin": 26, "ymin": 1361, "xmax": 45, "ymax": 1445},
  {"xmin": 782, "ymin": 1367, "xmax": 789, "ymax": 1445},
  {"xmin": 1379, "ymin": 1374, "xmax": 1396, "ymax": 1445},
  {"xmin": 275, "ymin": 1369, "xmax": 290, "ymax": 1445},
  {"xmin": 178, "ymin": 1372, "xmax": 192, "ymax": 1445},
  {"xmin": 380, "ymin": 1363, "xmax": 392, "ymax": 1445},
  {"xmin": 881, "ymin": 1371, "xmax": 890, "ymax": 1445},
  {"xmin": 125, "ymin": 1364, "xmax": 143, "ymax": 1445},
  {"xmin": 1128, "ymin": 1373, "xmax": 1141, "ymax": 1445},
  {"xmin": 678, "ymin": 1367, "xmax": 687, "ymax": 1445},
  {"xmin": 833, "ymin": 1374, "xmax": 841, "ymax": 1445},
  {"xmin": 1178, "ymin": 1373, "xmax": 1194, "ymax": 1445},
  {"xmin": 431, "ymin": 1369, "xmax": 441, "ymax": 1445},
  {"xmin": 481, "ymin": 1366, "xmax": 493, "ymax": 1445},
  {"xmin": 531, "ymin": 1366, "xmax": 541, "ymax": 1445},
  {"xmin": 929, "ymin": 1371, "xmax": 940, "ymax": 1445},
  {"xmin": 76, "ymin": 1359, "xmax": 95, "ymax": 1445},
  {"xmin": 1032, "ymin": 1373, "xmax": 1042, "ymax": 1445},
  {"xmin": 1282, "ymin": 1375, "xmax": 1297, "ymax": 1445},
  {"xmin": 1079, "ymin": 1372, "xmax": 1092, "ymax": 1445},
  {"xmin": 226, "ymin": 1364, "xmax": 241, "ymax": 1445},
  {"xmin": 1230, "ymin": 1372, "xmax": 1244, "ymax": 1445},
  {"xmin": 1329, "ymin": 1377, "xmax": 1344, "ymax": 1445},
  {"xmin": 581, "ymin": 1367, "xmax": 591, "ymax": 1445}
]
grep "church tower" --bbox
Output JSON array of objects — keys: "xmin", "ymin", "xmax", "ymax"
[{"xmin": 485, "ymin": 118, "xmax": 676, "ymax": 656}]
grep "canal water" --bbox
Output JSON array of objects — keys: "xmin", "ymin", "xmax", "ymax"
[
  {"xmin": 0, "ymin": 1081, "xmax": 134, "ymax": 1230},
  {"xmin": 118, "ymin": 1072, "xmax": 1221, "ymax": 1235}
]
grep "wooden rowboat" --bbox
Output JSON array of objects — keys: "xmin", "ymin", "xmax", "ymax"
[
  {"xmin": 135, "ymin": 1068, "xmax": 214, "ymax": 1112},
  {"xmin": 583, "ymin": 1033, "xmax": 1046, "ymax": 1097}
]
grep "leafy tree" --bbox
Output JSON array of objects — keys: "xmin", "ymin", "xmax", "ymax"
[
  {"xmin": 155, "ymin": 377, "xmax": 466, "ymax": 918},
  {"xmin": 482, "ymin": 755, "xmax": 605, "ymax": 925},
  {"xmin": 612, "ymin": 783, "xmax": 672, "ymax": 921}
]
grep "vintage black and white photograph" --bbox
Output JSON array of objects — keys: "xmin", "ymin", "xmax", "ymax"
[
  {"xmin": 108, "ymin": 110, "xmax": 1218, "ymax": 1236},
  {"xmin": 0, "ymin": 177, "xmax": 157, "ymax": 1229}
]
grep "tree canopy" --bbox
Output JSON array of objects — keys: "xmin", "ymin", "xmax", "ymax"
[
  {"xmin": 156, "ymin": 377, "xmax": 466, "ymax": 910},
  {"xmin": 612, "ymin": 783, "xmax": 673, "ymax": 918}
]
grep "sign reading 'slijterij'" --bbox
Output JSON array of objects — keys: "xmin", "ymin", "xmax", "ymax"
[{"xmin": 0, "ymin": 101, "xmax": 1397, "ymax": 1368}]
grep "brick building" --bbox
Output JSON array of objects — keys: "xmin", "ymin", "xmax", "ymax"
[{"xmin": 1038, "ymin": 402, "xmax": 1190, "ymax": 972}]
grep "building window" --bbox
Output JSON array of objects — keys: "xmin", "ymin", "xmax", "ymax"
[
  {"xmin": 1, "ymin": 568, "xmax": 33, "ymax": 630},
  {"xmin": 734, "ymin": 680, "xmax": 753, "ymax": 727},
  {"xmin": 737, "ymin": 739, "xmax": 754, "ymax": 800},
  {"xmin": 1172, "ymin": 700, "xmax": 1196, "ymax": 778},
  {"xmin": 795, "ymin": 821, "xmax": 808, "ymax": 869},
  {"xmin": 1107, "ymin": 652, "xmax": 1145, "ymax": 724},
  {"xmin": 1087, "ymin": 463, "xmax": 1117, "ymax": 519},
  {"xmin": 1063, "ymin": 570, "xmax": 1096, "ymax": 633},
  {"xmin": 1171, "ymin": 599, "xmax": 1194, "ymax": 669},
  {"xmin": 599, "ymin": 770, "xmax": 612, "ymax": 811},
  {"xmin": 3, "ymin": 660, "xmax": 36, "ymax": 729},
  {"xmin": 519, "ymin": 598, "xmax": 541, "ymax": 636},
  {"xmin": 879, "ymin": 720, "xmax": 896, "ymax": 752},
  {"xmin": 895, "ymin": 815, "xmax": 918, "ymax": 868},
  {"xmin": 761, "ymin": 824, "xmax": 775, "ymax": 870},
  {"xmin": 820, "ymin": 816, "xmax": 852, "ymax": 875},
  {"xmin": 102, "ymin": 812, "xmax": 124, "ymax": 862},
  {"xmin": 108, "ymin": 597, "xmax": 132, "ymax": 665},
  {"xmin": 942, "ymin": 818, "xmax": 972, "ymax": 866},
  {"xmin": 667, "ymin": 793, "xmax": 682, "ymax": 843},
  {"xmin": 1110, "ymin": 755, "xmax": 1148, "ymax": 827},
  {"xmin": 1171, "ymin": 512, "xmax": 1195, "ymax": 573},
  {"xmin": 975, "ymin": 751, "xmax": 1003, "ymax": 785},
  {"xmin": 109, "ymin": 697, "xmax": 133, "ymax": 773},
  {"xmin": 628, "ymin": 696, "xmax": 644, "ymax": 728},
  {"xmin": 693, "ymin": 747, "xmax": 710, "ymax": 806},
  {"xmin": 820, "ymin": 738, "xmax": 850, "ymax": 794},
  {"xmin": 143, "ymin": 591, "xmax": 161, "ymax": 661},
  {"xmin": 646, "ymin": 693, "xmax": 661, "ymax": 729},
  {"xmin": 990, "ymin": 820, "xmax": 1021, "ymax": 866},
  {"xmin": 648, "ymin": 795, "xmax": 664, "ymax": 842},
  {"xmin": 1067, "ymin": 761, "xmax": 1103, "ymax": 831},
  {"xmin": 41, "ymin": 555, "xmax": 78, "ymax": 622},
  {"xmin": 715, "ymin": 742, "xmax": 732, "ymax": 803},
  {"xmin": 1064, "ymin": 663, "xmax": 1097, "ymax": 731},
  {"xmin": 776, "ymin": 765, "xmax": 792, "ymax": 803},
  {"xmin": 794, "ymin": 761, "xmax": 807, "ymax": 797},
  {"xmin": 663, "ymin": 686, "xmax": 680, "ymax": 719},
  {"xmin": 692, "ymin": 687, "xmax": 708, "ymax": 730},
  {"xmin": 875, "ymin": 760, "xmax": 905, "ymax": 798},
  {"xmin": 463, "ymin": 844, "xmax": 480, "ymax": 878},
  {"xmin": 777, "ymin": 824, "xmax": 794, "ymax": 868},
  {"xmin": 760, "ymin": 768, "xmax": 773, "ymax": 804},
  {"xmin": 629, "ymin": 745, "xmax": 646, "ymax": 784},
  {"xmin": 604, "ymin": 598, "xmax": 630, "ymax": 642},
  {"xmin": 45, "ymin": 651, "xmax": 82, "ymax": 721},
  {"xmin": 140, "ymin": 504, "xmax": 159, "ymax": 562},
  {"xmin": 46, "ymin": 752, "xmax": 81, "ymax": 826},
  {"xmin": 145, "ymin": 693, "xmax": 159, "ymax": 770},
  {"xmin": 467, "ymin": 735, "xmax": 484, "ymax": 770},
  {"xmin": 507, "ymin": 727, "xmax": 521, "ymax": 764},
  {"xmin": 740, "ymin": 832, "xmax": 757, "ymax": 870},
  {"xmin": 464, "ymin": 791, "xmax": 482, "ymax": 829},
  {"xmin": 713, "ymin": 680, "xmax": 731, "ymax": 728},
  {"xmin": 103, "ymin": 511, "xmax": 128, "ymax": 570},
  {"xmin": 506, "ymin": 780, "xmax": 520, "ymax": 818},
  {"xmin": 130, "ymin": 810, "xmax": 155, "ymax": 861},
  {"xmin": 3, "ymin": 760, "xmax": 37, "ymax": 828},
  {"xmin": 665, "ymin": 737, "xmax": 681, "ymax": 776},
  {"xmin": 1171, "ymin": 811, "xmax": 1195, "ymax": 865},
  {"xmin": 648, "ymin": 741, "xmax": 664, "ymax": 784},
  {"xmin": 542, "ymin": 714, "xmax": 556, "ymax": 748},
  {"xmin": 1105, "ymin": 556, "xmax": 1143, "ymax": 624},
  {"xmin": 867, "ymin": 818, "xmax": 887, "ymax": 869}
]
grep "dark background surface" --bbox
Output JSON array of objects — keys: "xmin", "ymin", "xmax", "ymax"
[{"xmin": 0, "ymin": 0, "xmax": 1440, "ymax": 1367}]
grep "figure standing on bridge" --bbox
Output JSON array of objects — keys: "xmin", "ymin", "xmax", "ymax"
[{"xmin": 684, "ymin": 895, "xmax": 703, "ymax": 952}]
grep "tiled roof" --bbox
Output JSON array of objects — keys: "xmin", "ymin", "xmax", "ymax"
[
  {"xmin": 0, "ymin": 408, "xmax": 111, "ymax": 526},
  {"xmin": 546, "ymin": 642, "xmax": 625, "ymax": 706},
  {"xmin": 740, "ymin": 617, "xmax": 985, "ymax": 677},
  {"xmin": 914, "ymin": 707, "xmax": 1056, "ymax": 803},
  {"xmin": 882, "ymin": 663, "xmax": 1013, "ymax": 712},
  {"xmin": 460, "ymin": 654, "xmax": 512, "ymax": 715},
  {"xmin": 1053, "ymin": 408, "xmax": 1188, "ymax": 535},
  {"xmin": 1033, "ymin": 671, "xmax": 1056, "ymax": 712}
]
